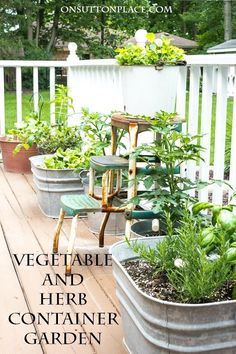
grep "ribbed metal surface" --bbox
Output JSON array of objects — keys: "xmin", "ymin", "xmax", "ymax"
[
  {"xmin": 83, "ymin": 179, "xmax": 126, "ymax": 236},
  {"xmin": 30, "ymin": 155, "xmax": 83, "ymax": 218},
  {"xmin": 111, "ymin": 237, "xmax": 236, "ymax": 354}
]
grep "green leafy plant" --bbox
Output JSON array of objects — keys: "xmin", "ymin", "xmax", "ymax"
[
  {"xmin": 8, "ymin": 96, "xmax": 47, "ymax": 154},
  {"xmin": 37, "ymin": 125, "xmax": 82, "ymax": 154},
  {"xmin": 43, "ymin": 147, "xmax": 90, "ymax": 170},
  {"xmin": 192, "ymin": 201, "xmax": 236, "ymax": 263},
  {"xmin": 116, "ymin": 34, "xmax": 185, "ymax": 66},
  {"xmin": 8, "ymin": 85, "xmax": 81, "ymax": 155},
  {"xmin": 129, "ymin": 111, "xmax": 206, "ymax": 222},
  {"xmin": 128, "ymin": 208, "xmax": 233, "ymax": 303},
  {"xmin": 80, "ymin": 108, "xmax": 126, "ymax": 165},
  {"xmin": 51, "ymin": 84, "xmax": 74, "ymax": 127}
]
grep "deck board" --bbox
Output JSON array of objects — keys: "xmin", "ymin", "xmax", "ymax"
[
  {"xmin": 0, "ymin": 166, "xmax": 127, "ymax": 354},
  {"xmin": 0, "ymin": 223, "xmax": 43, "ymax": 354}
]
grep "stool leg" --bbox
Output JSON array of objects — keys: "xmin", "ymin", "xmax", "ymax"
[
  {"xmin": 53, "ymin": 208, "xmax": 65, "ymax": 253},
  {"xmin": 125, "ymin": 219, "xmax": 132, "ymax": 239},
  {"xmin": 65, "ymin": 214, "xmax": 78, "ymax": 276},
  {"xmin": 125, "ymin": 123, "xmax": 139, "ymax": 239},
  {"xmin": 98, "ymin": 212, "xmax": 110, "ymax": 247}
]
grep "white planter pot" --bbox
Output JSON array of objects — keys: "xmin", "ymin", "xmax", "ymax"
[
  {"xmin": 111, "ymin": 237, "xmax": 236, "ymax": 354},
  {"xmin": 120, "ymin": 65, "xmax": 180, "ymax": 116}
]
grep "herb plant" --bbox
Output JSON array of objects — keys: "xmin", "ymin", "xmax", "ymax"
[
  {"xmin": 116, "ymin": 33, "xmax": 185, "ymax": 66},
  {"xmin": 128, "ymin": 209, "xmax": 233, "ymax": 303},
  {"xmin": 37, "ymin": 125, "xmax": 82, "ymax": 154},
  {"xmin": 192, "ymin": 201, "xmax": 236, "ymax": 265}
]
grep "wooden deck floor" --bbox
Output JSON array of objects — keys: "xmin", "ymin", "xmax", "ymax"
[{"xmin": 0, "ymin": 165, "xmax": 127, "ymax": 354}]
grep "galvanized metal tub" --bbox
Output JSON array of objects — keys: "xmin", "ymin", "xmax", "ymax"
[
  {"xmin": 30, "ymin": 155, "xmax": 84, "ymax": 218},
  {"xmin": 111, "ymin": 237, "xmax": 236, "ymax": 354}
]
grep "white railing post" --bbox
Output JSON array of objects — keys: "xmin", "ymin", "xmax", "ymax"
[
  {"xmin": 49, "ymin": 67, "xmax": 56, "ymax": 125},
  {"xmin": 33, "ymin": 66, "xmax": 39, "ymax": 112},
  {"xmin": 0, "ymin": 67, "xmax": 5, "ymax": 135},
  {"xmin": 67, "ymin": 42, "xmax": 80, "ymax": 126},
  {"xmin": 16, "ymin": 66, "xmax": 22, "ymax": 125},
  {"xmin": 176, "ymin": 66, "xmax": 187, "ymax": 178},
  {"xmin": 198, "ymin": 66, "xmax": 213, "ymax": 202},
  {"xmin": 186, "ymin": 65, "xmax": 201, "ymax": 196},
  {"xmin": 229, "ymin": 65, "xmax": 236, "ymax": 197},
  {"xmin": 212, "ymin": 66, "xmax": 228, "ymax": 204}
]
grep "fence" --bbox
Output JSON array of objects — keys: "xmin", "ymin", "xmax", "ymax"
[{"xmin": 0, "ymin": 44, "xmax": 236, "ymax": 204}]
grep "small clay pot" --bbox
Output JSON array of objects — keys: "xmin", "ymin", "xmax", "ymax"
[{"xmin": 0, "ymin": 137, "xmax": 39, "ymax": 173}]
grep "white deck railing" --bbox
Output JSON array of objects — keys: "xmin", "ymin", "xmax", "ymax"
[{"xmin": 1, "ymin": 44, "xmax": 236, "ymax": 204}]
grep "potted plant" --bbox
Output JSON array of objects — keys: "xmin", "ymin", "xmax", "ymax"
[
  {"xmin": 0, "ymin": 113, "xmax": 42, "ymax": 173},
  {"xmin": 0, "ymin": 85, "xmax": 76, "ymax": 173},
  {"xmin": 128, "ymin": 111, "xmax": 207, "ymax": 237},
  {"xmin": 30, "ymin": 147, "xmax": 85, "ymax": 218},
  {"xmin": 111, "ymin": 203, "xmax": 236, "ymax": 354},
  {"xmin": 116, "ymin": 30, "xmax": 186, "ymax": 116},
  {"xmin": 29, "ymin": 85, "xmax": 86, "ymax": 217}
]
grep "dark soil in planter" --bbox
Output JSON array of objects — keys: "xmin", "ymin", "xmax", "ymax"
[{"xmin": 124, "ymin": 259, "xmax": 236, "ymax": 304}]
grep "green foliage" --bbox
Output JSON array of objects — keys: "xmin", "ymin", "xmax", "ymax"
[
  {"xmin": 52, "ymin": 85, "xmax": 74, "ymax": 127},
  {"xmin": 80, "ymin": 108, "xmax": 112, "ymax": 156},
  {"xmin": 22, "ymin": 44, "xmax": 52, "ymax": 90},
  {"xmin": 129, "ymin": 209, "xmax": 232, "ymax": 303},
  {"xmin": 80, "ymin": 107, "xmax": 126, "ymax": 156},
  {"xmin": 37, "ymin": 125, "xmax": 82, "ymax": 154},
  {"xmin": 8, "ymin": 96, "xmax": 47, "ymax": 154},
  {"xmin": 0, "ymin": 0, "xmax": 235, "ymax": 59},
  {"xmin": 116, "ymin": 35, "xmax": 185, "ymax": 65},
  {"xmin": 192, "ymin": 201, "xmax": 236, "ymax": 259},
  {"xmin": 8, "ymin": 85, "xmax": 82, "ymax": 155},
  {"xmin": 43, "ymin": 147, "xmax": 88, "ymax": 170},
  {"xmin": 129, "ymin": 111, "xmax": 205, "ymax": 220}
]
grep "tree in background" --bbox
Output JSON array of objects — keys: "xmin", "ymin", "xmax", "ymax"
[
  {"xmin": 224, "ymin": 0, "xmax": 232, "ymax": 40},
  {"xmin": 0, "ymin": 0, "xmax": 235, "ymax": 59}
]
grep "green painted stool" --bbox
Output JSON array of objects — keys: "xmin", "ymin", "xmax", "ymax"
[{"xmin": 52, "ymin": 155, "xmax": 129, "ymax": 275}]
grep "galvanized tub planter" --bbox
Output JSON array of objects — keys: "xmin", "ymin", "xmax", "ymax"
[
  {"xmin": 81, "ymin": 173, "xmax": 126, "ymax": 236},
  {"xmin": 111, "ymin": 237, "xmax": 236, "ymax": 354},
  {"xmin": 30, "ymin": 155, "xmax": 83, "ymax": 218}
]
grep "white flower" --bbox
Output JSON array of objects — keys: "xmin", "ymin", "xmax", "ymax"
[
  {"xmin": 154, "ymin": 38, "xmax": 163, "ymax": 47},
  {"xmin": 207, "ymin": 253, "xmax": 219, "ymax": 261},
  {"xmin": 174, "ymin": 258, "xmax": 185, "ymax": 268}
]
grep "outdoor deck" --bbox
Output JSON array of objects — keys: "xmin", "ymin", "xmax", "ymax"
[{"xmin": 0, "ymin": 164, "xmax": 127, "ymax": 354}]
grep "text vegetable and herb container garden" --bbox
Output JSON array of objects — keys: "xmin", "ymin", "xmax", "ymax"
[{"xmin": 111, "ymin": 204, "xmax": 236, "ymax": 354}]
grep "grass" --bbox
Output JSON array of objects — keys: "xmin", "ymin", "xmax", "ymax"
[
  {"xmin": 5, "ymin": 91, "xmax": 50, "ymax": 132},
  {"xmin": 4, "ymin": 90, "xmax": 234, "ymax": 167}
]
